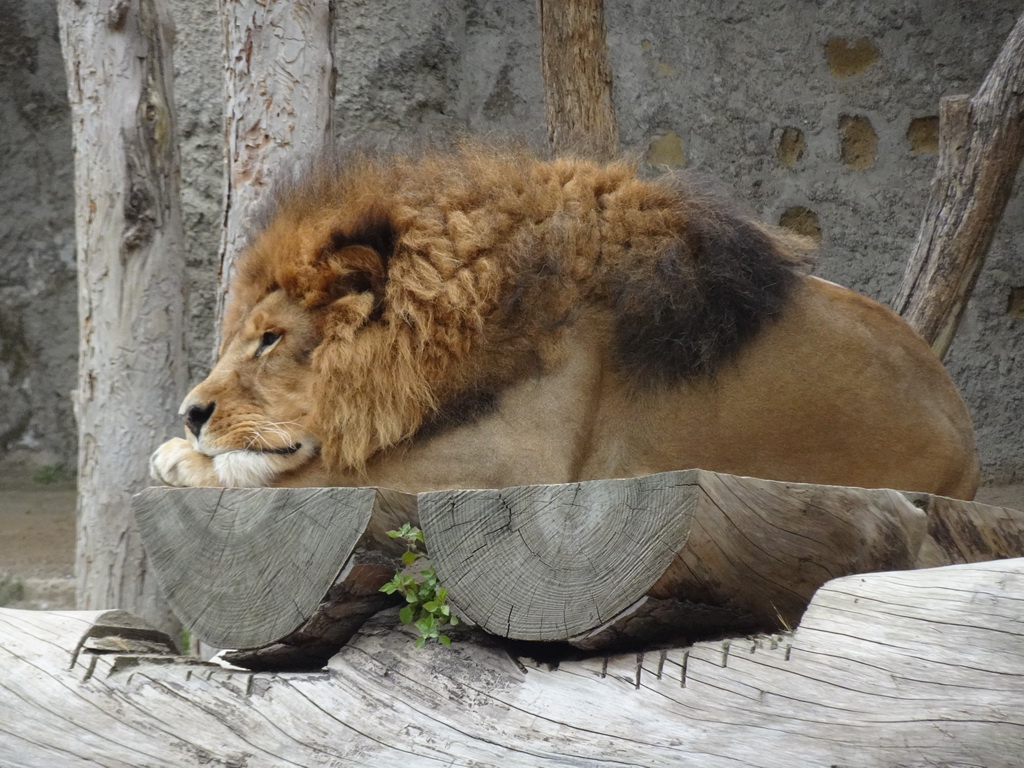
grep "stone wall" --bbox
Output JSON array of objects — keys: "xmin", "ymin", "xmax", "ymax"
[
  {"xmin": 2, "ymin": 0, "xmax": 1022, "ymax": 482},
  {"xmin": 0, "ymin": 0, "xmax": 76, "ymax": 477}
]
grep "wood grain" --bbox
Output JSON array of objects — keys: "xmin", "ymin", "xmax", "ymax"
[
  {"xmin": 2, "ymin": 559, "xmax": 1023, "ymax": 767},
  {"xmin": 133, "ymin": 486, "xmax": 416, "ymax": 655},
  {"xmin": 419, "ymin": 471, "xmax": 702, "ymax": 641}
]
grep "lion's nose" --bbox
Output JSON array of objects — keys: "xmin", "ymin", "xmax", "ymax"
[{"xmin": 184, "ymin": 402, "xmax": 216, "ymax": 439}]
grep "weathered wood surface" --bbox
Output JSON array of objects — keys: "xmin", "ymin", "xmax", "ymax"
[
  {"xmin": 137, "ymin": 471, "xmax": 1024, "ymax": 668},
  {"xmin": 2, "ymin": 559, "xmax": 1023, "ymax": 767},
  {"xmin": 539, "ymin": 0, "xmax": 619, "ymax": 158},
  {"xmin": 57, "ymin": 0, "xmax": 188, "ymax": 634},
  {"xmin": 134, "ymin": 486, "xmax": 415, "ymax": 669},
  {"xmin": 214, "ymin": 0, "xmax": 336, "ymax": 353},
  {"xmin": 892, "ymin": 9, "xmax": 1024, "ymax": 359},
  {"xmin": 421, "ymin": 469, "xmax": 1024, "ymax": 648}
]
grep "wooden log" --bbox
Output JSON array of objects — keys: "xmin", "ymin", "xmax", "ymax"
[
  {"xmin": 419, "ymin": 469, "xmax": 1024, "ymax": 649},
  {"xmin": 2, "ymin": 559, "xmax": 1023, "ymax": 767},
  {"xmin": 133, "ymin": 486, "xmax": 416, "ymax": 669},
  {"xmin": 892, "ymin": 10, "xmax": 1024, "ymax": 359}
]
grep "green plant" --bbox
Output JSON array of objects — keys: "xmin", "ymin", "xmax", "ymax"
[{"xmin": 380, "ymin": 524, "xmax": 459, "ymax": 647}]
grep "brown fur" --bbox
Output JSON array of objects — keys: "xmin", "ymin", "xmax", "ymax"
[
  {"xmin": 150, "ymin": 142, "xmax": 978, "ymax": 499},
  {"xmin": 221, "ymin": 142, "xmax": 812, "ymax": 471}
]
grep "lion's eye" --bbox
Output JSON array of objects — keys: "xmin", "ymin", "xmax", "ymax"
[{"xmin": 254, "ymin": 331, "xmax": 282, "ymax": 359}]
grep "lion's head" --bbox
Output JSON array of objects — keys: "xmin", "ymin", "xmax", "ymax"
[
  {"xmin": 177, "ymin": 142, "xmax": 812, "ymax": 485},
  {"xmin": 177, "ymin": 290, "xmax": 323, "ymax": 486}
]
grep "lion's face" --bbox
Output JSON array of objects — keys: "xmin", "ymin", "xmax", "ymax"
[{"xmin": 178, "ymin": 290, "xmax": 324, "ymax": 486}]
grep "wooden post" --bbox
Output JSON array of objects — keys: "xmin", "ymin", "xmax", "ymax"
[
  {"xmin": 892, "ymin": 10, "xmax": 1024, "ymax": 359},
  {"xmin": 213, "ymin": 0, "xmax": 336, "ymax": 354},
  {"xmin": 539, "ymin": 0, "xmax": 620, "ymax": 158},
  {"xmin": 57, "ymin": 0, "xmax": 188, "ymax": 633}
]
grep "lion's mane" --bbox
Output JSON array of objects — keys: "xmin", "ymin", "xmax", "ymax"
[{"xmin": 224, "ymin": 141, "xmax": 815, "ymax": 472}]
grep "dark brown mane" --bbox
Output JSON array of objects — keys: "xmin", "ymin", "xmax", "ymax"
[{"xmin": 608, "ymin": 182, "xmax": 813, "ymax": 384}]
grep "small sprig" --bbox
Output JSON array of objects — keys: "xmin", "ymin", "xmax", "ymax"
[{"xmin": 380, "ymin": 524, "xmax": 459, "ymax": 647}]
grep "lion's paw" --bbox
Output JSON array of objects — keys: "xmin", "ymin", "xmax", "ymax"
[{"xmin": 150, "ymin": 437, "xmax": 219, "ymax": 487}]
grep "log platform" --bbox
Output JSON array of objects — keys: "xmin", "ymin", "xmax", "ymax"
[{"xmin": 132, "ymin": 470, "xmax": 1024, "ymax": 668}]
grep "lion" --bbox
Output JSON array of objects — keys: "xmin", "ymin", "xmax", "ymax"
[{"xmin": 150, "ymin": 141, "xmax": 979, "ymax": 499}]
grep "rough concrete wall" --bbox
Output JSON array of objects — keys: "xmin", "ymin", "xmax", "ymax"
[
  {"xmin": 332, "ymin": 0, "xmax": 545, "ymax": 146},
  {"xmin": 604, "ymin": 0, "xmax": 1024, "ymax": 481},
  {"xmin": 3, "ymin": 0, "xmax": 1024, "ymax": 482},
  {"xmin": 0, "ymin": 0, "xmax": 77, "ymax": 476},
  {"xmin": 167, "ymin": 0, "xmax": 224, "ymax": 381}
]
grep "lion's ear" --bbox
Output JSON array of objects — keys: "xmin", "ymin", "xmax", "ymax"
[
  {"xmin": 323, "ymin": 209, "xmax": 396, "ymax": 300},
  {"xmin": 331, "ymin": 244, "xmax": 387, "ymax": 297}
]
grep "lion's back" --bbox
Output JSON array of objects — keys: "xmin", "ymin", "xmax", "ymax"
[{"xmin": 577, "ymin": 275, "xmax": 978, "ymax": 499}]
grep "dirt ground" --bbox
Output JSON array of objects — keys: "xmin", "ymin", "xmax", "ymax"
[
  {"xmin": 0, "ymin": 481, "xmax": 77, "ymax": 609},
  {"xmin": 1, "ymin": 480, "xmax": 1023, "ymax": 610}
]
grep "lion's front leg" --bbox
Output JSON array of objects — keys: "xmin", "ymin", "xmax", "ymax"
[{"xmin": 150, "ymin": 437, "xmax": 222, "ymax": 487}]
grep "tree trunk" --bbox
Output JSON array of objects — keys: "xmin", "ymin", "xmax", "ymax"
[
  {"xmin": 213, "ymin": 0, "xmax": 336, "ymax": 354},
  {"xmin": 892, "ymin": 10, "xmax": 1024, "ymax": 359},
  {"xmin": 538, "ymin": 0, "xmax": 619, "ymax": 158},
  {"xmin": 3, "ymin": 558, "xmax": 1024, "ymax": 767},
  {"xmin": 57, "ymin": 0, "xmax": 188, "ymax": 633}
]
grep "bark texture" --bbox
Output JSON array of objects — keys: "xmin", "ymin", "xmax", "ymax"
[
  {"xmin": 893, "ymin": 10, "xmax": 1024, "ymax": 359},
  {"xmin": 539, "ymin": 0, "xmax": 619, "ymax": 158},
  {"xmin": 57, "ymin": 0, "xmax": 188, "ymax": 632},
  {"xmin": 2, "ymin": 558, "xmax": 1023, "ymax": 767},
  {"xmin": 213, "ymin": 0, "xmax": 336, "ymax": 354}
]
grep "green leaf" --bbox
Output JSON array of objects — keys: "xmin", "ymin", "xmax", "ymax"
[
  {"xmin": 423, "ymin": 601, "xmax": 439, "ymax": 613},
  {"xmin": 401, "ymin": 551, "xmax": 420, "ymax": 566},
  {"xmin": 379, "ymin": 582, "xmax": 398, "ymax": 594},
  {"xmin": 449, "ymin": 615, "xmax": 459, "ymax": 626},
  {"xmin": 439, "ymin": 605, "xmax": 450, "ymax": 617},
  {"xmin": 439, "ymin": 634, "xmax": 451, "ymax": 646},
  {"xmin": 399, "ymin": 605, "xmax": 414, "ymax": 625}
]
